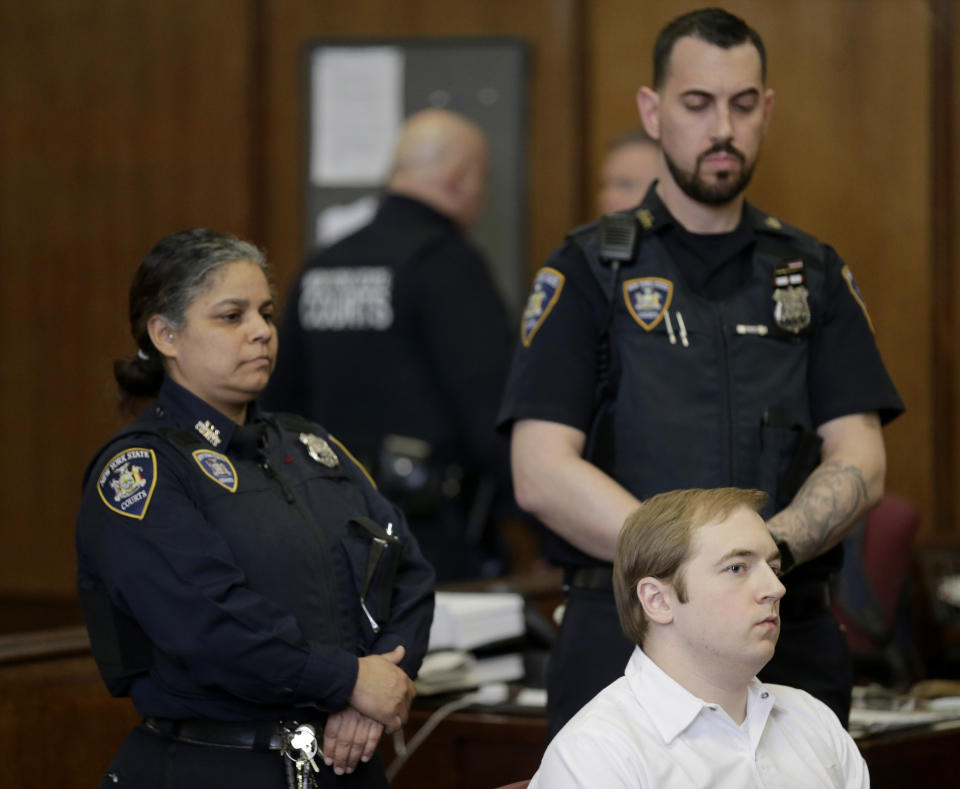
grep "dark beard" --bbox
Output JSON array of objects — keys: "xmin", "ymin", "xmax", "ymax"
[{"xmin": 664, "ymin": 143, "xmax": 756, "ymax": 206}]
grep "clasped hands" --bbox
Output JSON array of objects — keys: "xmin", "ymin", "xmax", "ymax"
[{"xmin": 322, "ymin": 645, "xmax": 415, "ymax": 775}]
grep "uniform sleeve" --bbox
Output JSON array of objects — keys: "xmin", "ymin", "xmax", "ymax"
[
  {"xmin": 76, "ymin": 440, "xmax": 358, "ymax": 711},
  {"xmin": 807, "ymin": 247, "xmax": 904, "ymax": 427},
  {"xmin": 337, "ymin": 447, "xmax": 436, "ymax": 679},
  {"xmin": 497, "ymin": 241, "xmax": 607, "ymax": 433},
  {"xmin": 405, "ymin": 239, "xmax": 514, "ymax": 474},
  {"xmin": 262, "ymin": 277, "xmax": 308, "ymax": 414}
]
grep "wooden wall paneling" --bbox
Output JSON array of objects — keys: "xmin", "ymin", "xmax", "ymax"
[
  {"xmin": 0, "ymin": 0, "xmax": 257, "ymax": 595},
  {"xmin": 586, "ymin": 0, "xmax": 934, "ymax": 535},
  {"xmin": 260, "ymin": 0, "xmax": 585, "ymax": 303},
  {"xmin": 935, "ymin": 0, "xmax": 959, "ymax": 536}
]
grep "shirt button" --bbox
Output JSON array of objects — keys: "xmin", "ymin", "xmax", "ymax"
[{"xmin": 761, "ymin": 692, "xmax": 769, "ymax": 699}]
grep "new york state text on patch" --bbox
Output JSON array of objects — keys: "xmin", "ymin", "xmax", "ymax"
[{"xmin": 97, "ymin": 448, "xmax": 158, "ymax": 520}]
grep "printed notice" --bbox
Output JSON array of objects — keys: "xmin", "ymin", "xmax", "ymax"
[{"xmin": 310, "ymin": 47, "xmax": 404, "ymax": 185}]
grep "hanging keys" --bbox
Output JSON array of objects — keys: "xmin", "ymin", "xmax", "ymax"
[{"xmin": 289, "ymin": 723, "xmax": 321, "ymax": 773}]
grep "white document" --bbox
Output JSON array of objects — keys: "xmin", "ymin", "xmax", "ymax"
[
  {"xmin": 310, "ymin": 47, "xmax": 404, "ymax": 186},
  {"xmin": 415, "ymin": 650, "xmax": 524, "ymax": 696},
  {"xmin": 427, "ymin": 591, "xmax": 525, "ymax": 652}
]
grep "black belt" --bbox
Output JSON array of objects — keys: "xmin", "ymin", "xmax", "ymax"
[
  {"xmin": 143, "ymin": 717, "xmax": 320, "ymax": 751},
  {"xmin": 564, "ymin": 566, "xmax": 614, "ymax": 591},
  {"xmin": 565, "ymin": 567, "xmax": 831, "ymax": 620},
  {"xmin": 779, "ymin": 581, "xmax": 832, "ymax": 620}
]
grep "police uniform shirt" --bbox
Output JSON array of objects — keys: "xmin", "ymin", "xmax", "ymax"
[
  {"xmin": 498, "ymin": 188, "xmax": 904, "ymax": 466},
  {"xmin": 266, "ymin": 193, "xmax": 513, "ymax": 475},
  {"xmin": 76, "ymin": 376, "xmax": 435, "ymax": 721}
]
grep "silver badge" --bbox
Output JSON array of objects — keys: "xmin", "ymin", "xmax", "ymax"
[
  {"xmin": 773, "ymin": 285, "xmax": 811, "ymax": 334},
  {"xmin": 772, "ymin": 262, "xmax": 811, "ymax": 334},
  {"xmin": 299, "ymin": 433, "xmax": 339, "ymax": 467}
]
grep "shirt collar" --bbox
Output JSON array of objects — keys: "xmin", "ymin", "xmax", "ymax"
[
  {"xmin": 635, "ymin": 182, "xmax": 769, "ymax": 242},
  {"xmin": 626, "ymin": 647, "xmax": 710, "ymax": 744},
  {"xmin": 626, "ymin": 647, "xmax": 774, "ymax": 745},
  {"xmin": 152, "ymin": 377, "xmax": 263, "ymax": 449}
]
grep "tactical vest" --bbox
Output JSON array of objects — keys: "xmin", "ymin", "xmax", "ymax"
[{"xmin": 564, "ymin": 211, "xmax": 839, "ymax": 583}]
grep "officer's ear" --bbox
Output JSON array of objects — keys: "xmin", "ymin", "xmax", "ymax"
[
  {"xmin": 636, "ymin": 87, "xmax": 661, "ymax": 141},
  {"xmin": 147, "ymin": 315, "xmax": 178, "ymax": 359}
]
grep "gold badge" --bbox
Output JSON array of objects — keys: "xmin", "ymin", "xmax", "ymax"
[
  {"xmin": 635, "ymin": 209, "xmax": 654, "ymax": 230},
  {"xmin": 299, "ymin": 433, "xmax": 339, "ymax": 467}
]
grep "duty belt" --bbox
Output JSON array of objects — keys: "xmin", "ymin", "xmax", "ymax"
[
  {"xmin": 145, "ymin": 717, "xmax": 292, "ymax": 749},
  {"xmin": 565, "ymin": 567, "xmax": 832, "ymax": 621},
  {"xmin": 145, "ymin": 716, "xmax": 327, "ymax": 788},
  {"xmin": 564, "ymin": 566, "xmax": 614, "ymax": 591}
]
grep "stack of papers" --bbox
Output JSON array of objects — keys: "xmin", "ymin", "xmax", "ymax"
[
  {"xmin": 415, "ymin": 650, "xmax": 524, "ymax": 696},
  {"xmin": 849, "ymin": 707, "xmax": 960, "ymax": 735},
  {"xmin": 427, "ymin": 592, "xmax": 525, "ymax": 652}
]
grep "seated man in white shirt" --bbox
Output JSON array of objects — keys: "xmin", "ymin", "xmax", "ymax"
[{"xmin": 530, "ymin": 487, "xmax": 868, "ymax": 788}]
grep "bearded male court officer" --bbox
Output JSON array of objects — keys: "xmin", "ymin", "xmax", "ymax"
[
  {"xmin": 268, "ymin": 109, "xmax": 513, "ymax": 582},
  {"xmin": 498, "ymin": 7, "xmax": 903, "ymax": 736}
]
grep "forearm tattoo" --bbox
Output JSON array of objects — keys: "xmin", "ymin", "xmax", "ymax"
[{"xmin": 776, "ymin": 460, "xmax": 868, "ymax": 558}]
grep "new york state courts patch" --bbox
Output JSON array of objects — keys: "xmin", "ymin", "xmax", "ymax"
[{"xmin": 97, "ymin": 447, "xmax": 158, "ymax": 520}]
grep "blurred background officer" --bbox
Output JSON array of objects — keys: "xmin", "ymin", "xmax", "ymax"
[
  {"xmin": 76, "ymin": 229, "xmax": 434, "ymax": 788},
  {"xmin": 499, "ymin": 8, "xmax": 904, "ymax": 738},
  {"xmin": 597, "ymin": 128, "xmax": 662, "ymax": 214},
  {"xmin": 266, "ymin": 109, "xmax": 514, "ymax": 582}
]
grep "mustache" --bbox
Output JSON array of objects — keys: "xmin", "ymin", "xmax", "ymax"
[{"xmin": 697, "ymin": 142, "xmax": 745, "ymax": 165}]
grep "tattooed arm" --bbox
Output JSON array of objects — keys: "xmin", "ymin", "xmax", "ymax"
[{"xmin": 767, "ymin": 412, "xmax": 886, "ymax": 566}]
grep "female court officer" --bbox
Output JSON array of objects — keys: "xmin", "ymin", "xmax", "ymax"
[{"xmin": 76, "ymin": 228, "xmax": 435, "ymax": 789}]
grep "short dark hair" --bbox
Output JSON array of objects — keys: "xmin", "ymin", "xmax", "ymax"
[
  {"xmin": 614, "ymin": 487, "xmax": 767, "ymax": 646},
  {"xmin": 653, "ymin": 7, "xmax": 767, "ymax": 90},
  {"xmin": 114, "ymin": 228, "xmax": 269, "ymax": 409}
]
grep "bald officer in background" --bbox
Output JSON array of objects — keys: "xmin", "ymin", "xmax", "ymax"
[{"xmin": 267, "ymin": 109, "xmax": 514, "ymax": 582}]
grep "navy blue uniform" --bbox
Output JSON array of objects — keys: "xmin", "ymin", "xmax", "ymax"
[
  {"xmin": 77, "ymin": 377, "xmax": 434, "ymax": 787},
  {"xmin": 499, "ymin": 186, "xmax": 904, "ymax": 735},
  {"xmin": 266, "ymin": 194, "xmax": 514, "ymax": 581}
]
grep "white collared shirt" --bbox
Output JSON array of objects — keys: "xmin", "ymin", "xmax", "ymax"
[{"xmin": 530, "ymin": 647, "xmax": 868, "ymax": 788}]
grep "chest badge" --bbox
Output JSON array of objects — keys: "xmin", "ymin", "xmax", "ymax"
[
  {"xmin": 623, "ymin": 277, "xmax": 673, "ymax": 331},
  {"xmin": 192, "ymin": 449, "xmax": 238, "ymax": 492},
  {"xmin": 772, "ymin": 261, "xmax": 811, "ymax": 334},
  {"xmin": 97, "ymin": 447, "xmax": 158, "ymax": 520},
  {"xmin": 299, "ymin": 433, "xmax": 339, "ymax": 468}
]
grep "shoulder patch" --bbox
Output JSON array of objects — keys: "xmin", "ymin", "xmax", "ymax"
[
  {"xmin": 841, "ymin": 265, "xmax": 875, "ymax": 334},
  {"xmin": 521, "ymin": 267, "xmax": 565, "ymax": 347},
  {"xmin": 623, "ymin": 277, "xmax": 673, "ymax": 330},
  {"xmin": 192, "ymin": 449, "xmax": 238, "ymax": 492},
  {"xmin": 97, "ymin": 448, "xmax": 158, "ymax": 520}
]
